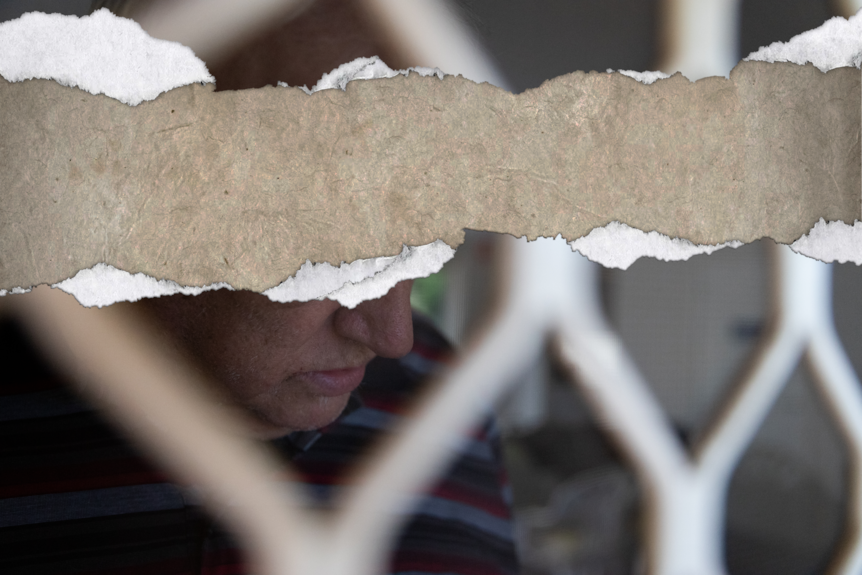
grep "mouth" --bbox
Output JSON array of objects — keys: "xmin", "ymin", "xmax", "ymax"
[{"xmin": 296, "ymin": 364, "xmax": 368, "ymax": 397}]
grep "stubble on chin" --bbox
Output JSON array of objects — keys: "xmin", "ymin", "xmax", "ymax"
[
  {"xmin": 237, "ymin": 371, "xmax": 352, "ymax": 436},
  {"xmin": 245, "ymin": 392, "xmax": 350, "ymax": 437}
]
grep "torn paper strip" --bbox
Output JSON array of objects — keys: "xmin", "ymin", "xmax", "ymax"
[{"xmin": 0, "ymin": 9, "xmax": 860, "ymax": 307}]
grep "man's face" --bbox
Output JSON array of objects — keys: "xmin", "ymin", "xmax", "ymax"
[{"xmin": 141, "ymin": 280, "xmax": 414, "ymax": 438}]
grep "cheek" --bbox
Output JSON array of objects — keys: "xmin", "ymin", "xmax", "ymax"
[
  {"xmin": 208, "ymin": 325, "xmax": 319, "ymax": 402},
  {"xmin": 212, "ymin": 346, "xmax": 293, "ymax": 403}
]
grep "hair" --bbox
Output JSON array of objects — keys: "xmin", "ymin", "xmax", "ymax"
[
  {"xmin": 206, "ymin": 0, "xmax": 409, "ymax": 91},
  {"xmin": 89, "ymin": 0, "xmax": 410, "ymax": 91}
]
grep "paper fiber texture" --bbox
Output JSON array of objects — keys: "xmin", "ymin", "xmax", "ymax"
[
  {"xmin": 1, "ymin": 60, "xmax": 858, "ymax": 293},
  {"xmin": 0, "ymin": 11, "xmax": 862, "ymax": 306}
]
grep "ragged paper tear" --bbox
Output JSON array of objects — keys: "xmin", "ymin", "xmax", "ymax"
[
  {"xmin": 0, "ymin": 9, "xmax": 860, "ymax": 305},
  {"xmin": 0, "ymin": 10, "xmax": 214, "ymax": 104},
  {"xmin": 49, "ymin": 240, "xmax": 454, "ymax": 309},
  {"xmin": 0, "ymin": 11, "xmax": 456, "ymax": 307}
]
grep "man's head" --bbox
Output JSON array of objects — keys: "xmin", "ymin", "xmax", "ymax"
[
  {"xmin": 141, "ymin": 280, "xmax": 414, "ymax": 438},
  {"xmin": 100, "ymin": 0, "xmax": 419, "ymax": 437}
]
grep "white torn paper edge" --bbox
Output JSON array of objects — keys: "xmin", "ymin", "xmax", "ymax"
[
  {"xmin": 262, "ymin": 241, "xmax": 455, "ymax": 308},
  {"xmin": 743, "ymin": 12, "xmax": 862, "ymax": 71},
  {"xmin": 0, "ymin": 8, "xmax": 859, "ymax": 304},
  {"xmin": 279, "ymin": 55, "xmax": 445, "ymax": 93},
  {"xmin": 612, "ymin": 70, "xmax": 671, "ymax": 84},
  {"xmin": 570, "ymin": 222, "xmax": 745, "ymax": 270},
  {"xmin": 789, "ymin": 218, "xmax": 862, "ymax": 265},
  {"xmin": 580, "ymin": 10, "xmax": 862, "ymax": 270},
  {"xmin": 0, "ymin": 9, "xmax": 214, "ymax": 105},
  {"xmin": 44, "ymin": 240, "xmax": 455, "ymax": 309}
]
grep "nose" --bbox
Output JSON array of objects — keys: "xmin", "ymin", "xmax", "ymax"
[{"xmin": 333, "ymin": 279, "xmax": 415, "ymax": 358}]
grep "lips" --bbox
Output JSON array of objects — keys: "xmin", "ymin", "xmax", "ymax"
[{"xmin": 297, "ymin": 365, "xmax": 367, "ymax": 397}]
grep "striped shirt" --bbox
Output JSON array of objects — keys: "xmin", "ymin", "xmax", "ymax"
[{"xmin": 0, "ymin": 312, "xmax": 518, "ymax": 575}]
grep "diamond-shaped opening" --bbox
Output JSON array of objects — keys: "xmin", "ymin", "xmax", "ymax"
[
  {"xmin": 431, "ymin": 231, "xmax": 642, "ymax": 574},
  {"xmin": 495, "ymin": 349, "xmax": 642, "ymax": 575},
  {"xmin": 601, "ymin": 240, "xmax": 770, "ymax": 451},
  {"xmin": 725, "ymin": 361, "xmax": 848, "ymax": 575}
]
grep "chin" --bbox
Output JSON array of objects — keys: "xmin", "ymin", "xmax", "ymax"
[{"xmin": 255, "ymin": 393, "xmax": 351, "ymax": 438}]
